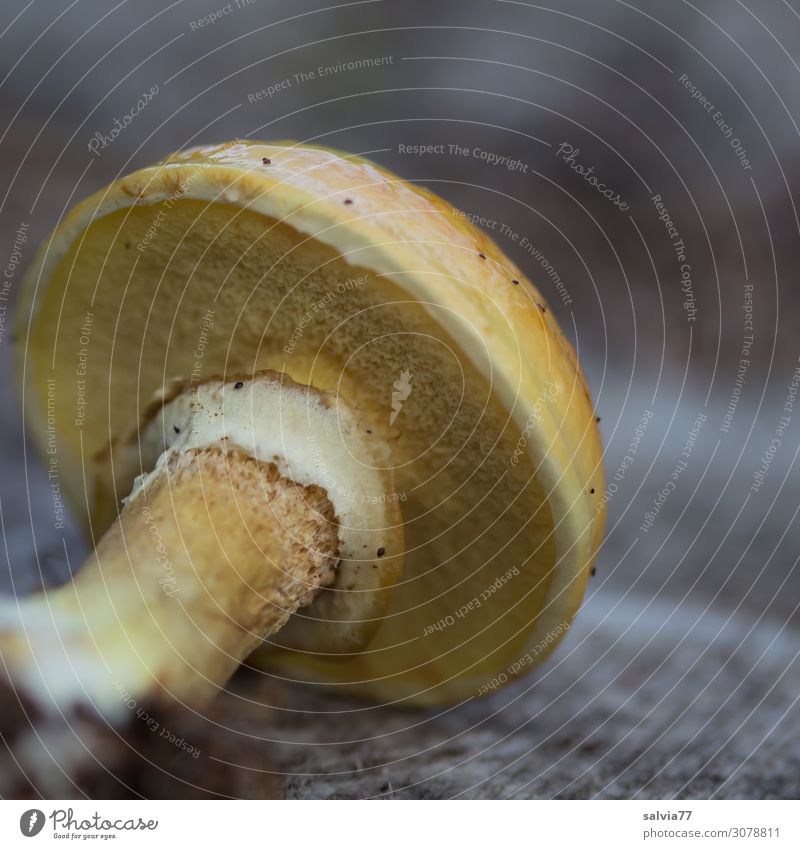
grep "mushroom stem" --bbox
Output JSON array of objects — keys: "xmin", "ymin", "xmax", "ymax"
[
  {"xmin": 0, "ymin": 370, "xmax": 402, "ymax": 794},
  {"xmin": 0, "ymin": 442, "xmax": 339, "ymax": 723}
]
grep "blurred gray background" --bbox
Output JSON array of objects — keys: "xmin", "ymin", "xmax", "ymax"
[{"xmin": 1, "ymin": 0, "xmax": 799, "ymax": 798}]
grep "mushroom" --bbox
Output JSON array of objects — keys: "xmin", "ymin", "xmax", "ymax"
[{"xmin": 7, "ymin": 141, "xmax": 603, "ymax": 775}]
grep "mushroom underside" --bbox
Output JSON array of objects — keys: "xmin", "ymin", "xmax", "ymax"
[{"xmin": 26, "ymin": 197, "xmax": 573, "ymax": 704}]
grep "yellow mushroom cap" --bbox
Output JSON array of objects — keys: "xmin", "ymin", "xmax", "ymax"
[{"xmin": 15, "ymin": 140, "xmax": 604, "ymax": 705}]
